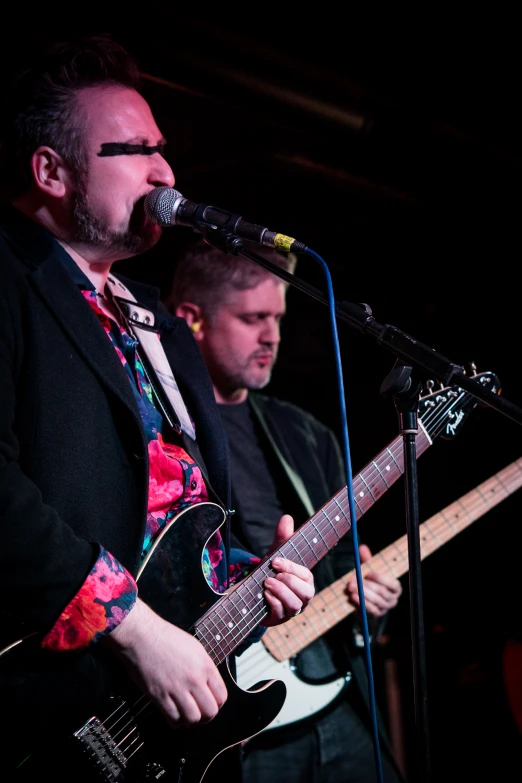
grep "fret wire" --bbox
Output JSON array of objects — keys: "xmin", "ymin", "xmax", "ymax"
[
  {"xmin": 300, "ymin": 529, "xmax": 321, "ymax": 558},
  {"xmin": 321, "ymin": 506, "xmax": 341, "ymax": 540},
  {"xmin": 475, "ymin": 486, "xmax": 495, "ymax": 512},
  {"xmin": 199, "ymin": 426, "xmax": 462, "ymax": 663},
  {"xmin": 332, "ymin": 496, "xmax": 349, "ymax": 524},
  {"xmin": 359, "ymin": 474, "xmax": 376, "ymax": 500},
  {"xmin": 373, "ymin": 458, "xmax": 391, "ymax": 487},
  {"xmin": 213, "ymin": 607, "xmax": 268, "ymax": 660},
  {"xmin": 242, "ymin": 579, "xmax": 263, "ymax": 602},
  {"xmin": 440, "ymin": 506, "xmax": 461, "ymax": 533},
  {"xmin": 286, "ymin": 537, "xmax": 304, "ymax": 562},
  {"xmin": 309, "ymin": 518, "xmax": 329, "ymax": 550},
  {"xmin": 364, "ymin": 467, "xmax": 386, "ymax": 495},
  {"xmin": 386, "ymin": 446, "xmax": 401, "ymax": 472},
  {"xmin": 199, "ymin": 608, "xmax": 262, "ymax": 658}
]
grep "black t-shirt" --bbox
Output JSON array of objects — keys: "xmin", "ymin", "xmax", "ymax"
[{"xmin": 218, "ymin": 400, "xmax": 287, "ymax": 557}]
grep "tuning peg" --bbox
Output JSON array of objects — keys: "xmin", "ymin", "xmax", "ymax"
[{"xmin": 468, "ymin": 362, "xmax": 477, "ymax": 376}]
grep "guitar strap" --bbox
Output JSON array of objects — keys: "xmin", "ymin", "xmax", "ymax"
[
  {"xmin": 249, "ymin": 394, "xmax": 316, "ymax": 518},
  {"xmin": 106, "ymin": 274, "xmax": 196, "ymax": 442},
  {"xmin": 105, "ymin": 274, "xmax": 215, "ymax": 494}
]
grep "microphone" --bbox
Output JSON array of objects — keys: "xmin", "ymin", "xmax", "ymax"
[{"xmin": 144, "ymin": 187, "xmax": 307, "ymax": 253}]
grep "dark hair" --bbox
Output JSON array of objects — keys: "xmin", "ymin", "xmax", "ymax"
[
  {"xmin": 166, "ymin": 238, "xmax": 298, "ymax": 323},
  {"xmin": 0, "ymin": 34, "xmax": 142, "ymax": 199}
]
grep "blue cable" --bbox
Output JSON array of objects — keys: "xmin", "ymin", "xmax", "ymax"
[{"xmin": 304, "ymin": 246, "xmax": 384, "ymax": 783}]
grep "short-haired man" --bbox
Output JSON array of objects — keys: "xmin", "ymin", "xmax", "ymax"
[{"xmin": 168, "ymin": 238, "xmax": 404, "ymax": 783}]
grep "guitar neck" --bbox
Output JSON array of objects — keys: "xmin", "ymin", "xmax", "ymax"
[
  {"xmin": 193, "ymin": 427, "xmax": 432, "ymax": 664},
  {"xmin": 193, "ymin": 369, "xmax": 498, "ymax": 663},
  {"xmin": 262, "ymin": 456, "xmax": 522, "ymax": 661}
]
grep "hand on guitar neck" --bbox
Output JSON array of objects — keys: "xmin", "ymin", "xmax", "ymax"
[
  {"xmin": 344, "ymin": 544, "xmax": 403, "ymax": 626},
  {"xmin": 262, "ymin": 514, "xmax": 315, "ymax": 626}
]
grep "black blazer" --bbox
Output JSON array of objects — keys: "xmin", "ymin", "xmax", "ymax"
[{"xmin": 0, "ymin": 203, "xmax": 231, "ymax": 645}]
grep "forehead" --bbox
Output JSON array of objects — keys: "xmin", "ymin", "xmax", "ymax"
[
  {"xmin": 76, "ymin": 85, "xmax": 164, "ymax": 147},
  {"xmin": 223, "ymin": 278, "xmax": 288, "ymax": 313}
]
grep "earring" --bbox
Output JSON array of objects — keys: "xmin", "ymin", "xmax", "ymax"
[{"xmin": 191, "ymin": 322, "xmax": 201, "ymax": 334}]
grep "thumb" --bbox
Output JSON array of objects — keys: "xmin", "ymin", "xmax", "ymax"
[
  {"xmin": 359, "ymin": 543, "xmax": 373, "ymax": 563},
  {"xmin": 270, "ymin": 514, "xmax": 295, "ymax": 553}
]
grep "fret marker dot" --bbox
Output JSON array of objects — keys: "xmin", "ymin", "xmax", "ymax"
[
  {"xmin": 313, "ymin": 537, "xmax": 318, "ymax": 543},
  {"xmin": 215, "ymin": 634, "xmax": 221, "ymax": 641},
  {"xmin": 386, "ymin": 465, "xmax": 390, "ymax": 471},
  {"xmin": 257, "ymin": 593, "xmax": 262, "ymax": 599},
  {"xmin": 228, "ymin": 622, "xmax": 234, "ymax": 628},
  {"xmin": 359, "ymin": 491, "xmax": 364, "ymax": 497},
  {"xmin": 335, "ymin": 515, "xmax": 340, "ymax": 521},
  {"xmin": 242, "ymin": 608, "xmax": 247, "ymax": 614}
]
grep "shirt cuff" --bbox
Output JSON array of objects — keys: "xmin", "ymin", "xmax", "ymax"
[{"xmin": 41, "ymin": 546, "xmax": 137, "ymax": 651}]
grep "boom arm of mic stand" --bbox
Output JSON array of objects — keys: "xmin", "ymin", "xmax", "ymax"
[{"xmin": 224, "ymin": 239, "xmax": 522, "ymax": 427}]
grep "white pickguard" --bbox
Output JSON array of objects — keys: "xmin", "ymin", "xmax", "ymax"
[{"xmin": 235, "ymin": 639, "xmax": 351, "ymax": 732}]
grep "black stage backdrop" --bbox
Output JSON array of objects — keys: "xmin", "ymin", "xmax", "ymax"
[{"xmin": 2, "ymin": 18, "xmax": 521, "ymax": 782}]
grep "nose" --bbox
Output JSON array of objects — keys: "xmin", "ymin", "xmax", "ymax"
[
  {"xmin": 261, "ymin": 319, "xmax": 281, "ymax": 345},
  {"xmin": 150, "ymin": 154, "xmax": 175, "ymax": 189}
]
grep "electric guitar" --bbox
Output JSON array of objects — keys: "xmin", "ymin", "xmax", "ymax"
[
  {"xmin": 236, "ymin": 455, "xmax": 522, "ymax": 732},
  {"xmin": 0, "ymin": 370, "xmax": 500, "ymax": 782}
]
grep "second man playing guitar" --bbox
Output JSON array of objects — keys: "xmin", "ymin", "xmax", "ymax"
[{"xmin": 168, "ymin": 240, "xmax": 405, "ymax": 783}]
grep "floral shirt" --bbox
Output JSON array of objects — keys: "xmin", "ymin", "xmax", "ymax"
[{"xmin": 42, "ymin": 286, "xmax": 259, "ymax": 651}]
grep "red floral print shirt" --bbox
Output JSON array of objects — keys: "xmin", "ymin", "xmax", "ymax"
[{"xmin": 42, "ymin": 289, "xmax": 259, "ymax": 651}]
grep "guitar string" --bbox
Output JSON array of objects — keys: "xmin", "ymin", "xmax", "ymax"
[
  {"xmin": 120, "ymin": 457, "xmax": 522, "ymax": 749},
  {"xmin": 246, "ymin": 466, "xmax": 522, "ymax": 675},
  {"xmin": 236, "ymin": 466, "xmax": 522, "ymax": 687},
  {"xmin": 159, "ymin": 386, "xmax": 478, "ymax": 673},
  {"xmin": 254, "ymin": 388, "xmax": 470, "ymax": 660},
  {"xmin": 286, "ymin": 460, "xmax": 522, "ymax": 657},
  {"xmin": 92, "ymin": 389, "xmax": 463, "ymax": 761},
  {"xmin": 77, "ymin": 383, "xmax": 484, "ymax": 764},
  {"xmin": 191, "ymin": 386, "xmax": 472, "ymax": 668},
  {"xmin": 192, "ymin": 386, "xmax": 466, "ymax": 661},
  {"xmin": 182, "ymin": 386, "xmax": 471, "ymax": 662},
  {"xmin": 251, "ymin": 462, "xmax": 522, "ymax": 674}
]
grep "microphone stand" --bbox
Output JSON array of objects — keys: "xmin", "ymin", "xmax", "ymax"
[
  {"xmin": 380, "ymin": 361, "xmax": 431, "ymax": 782},
  {"xmin": 199, "ymin": 228, "xmax": 522, "ymax": 783}
]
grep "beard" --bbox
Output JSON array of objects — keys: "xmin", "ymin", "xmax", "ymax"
[
  {"xmin": 71, "ymin": 184, "xmax": 161, "ymax": 257},
  {"xmin": 220, "ymin": 351, "xmax": 277, "ymax": 392}
]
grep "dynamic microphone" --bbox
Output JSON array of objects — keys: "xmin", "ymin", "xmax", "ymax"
[{"xmin": 144, "ymin": 187, "xmax": 307, "ymax": 253}]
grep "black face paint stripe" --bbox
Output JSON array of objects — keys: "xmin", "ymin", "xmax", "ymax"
[{"xmin": 98, "ymin": 143, "xmax": 166, "ymax": 157}]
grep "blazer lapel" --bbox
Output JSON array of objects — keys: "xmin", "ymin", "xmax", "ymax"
[{"xmin": 29, "ymin": 256, "xmax": 143, "ymax": 426}]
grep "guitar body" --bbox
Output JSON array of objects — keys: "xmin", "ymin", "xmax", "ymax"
[
  {"xmin": 1, "ymin": 502, "xmax": 286, "ymax": 782},
  {"xmin": 236, "ymin": 640, "xmax": 350, "ymax": 732}
]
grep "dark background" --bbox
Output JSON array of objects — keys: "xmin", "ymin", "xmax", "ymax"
[{"xmin": 2, "ymin": 15, "xmax": 522, "ymax": 781}]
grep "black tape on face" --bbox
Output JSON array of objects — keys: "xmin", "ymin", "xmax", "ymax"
[{"xmin": 98, "ymin": 142, "xmax": 165, "ymax": 157}]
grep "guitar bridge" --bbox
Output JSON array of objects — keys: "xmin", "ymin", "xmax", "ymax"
[{"xmin": 73, "ymin": 715, "xmax": 134, "ymax": 780}]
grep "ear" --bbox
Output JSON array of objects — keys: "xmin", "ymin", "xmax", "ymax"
[
  {"xmin": 175, "ymin": 302, "xmax": 205, "ymax": 341},
  {"xmin": 31, "ymin": 146, "xmax": 70, "ymax": 198}
]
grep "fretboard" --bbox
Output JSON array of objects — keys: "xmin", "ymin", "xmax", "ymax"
[{"xmin": 193, "ymin": 425, "xmax": 433, "ymax": 664}]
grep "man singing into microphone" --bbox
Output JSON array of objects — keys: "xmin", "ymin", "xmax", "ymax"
[
  {"xmin": 0, "ymin": 34, "xmax": 315, "ymax": 783},
  {"xmin": 167, "ymin": 238, "xmax": 405, "ymax": 783}
]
